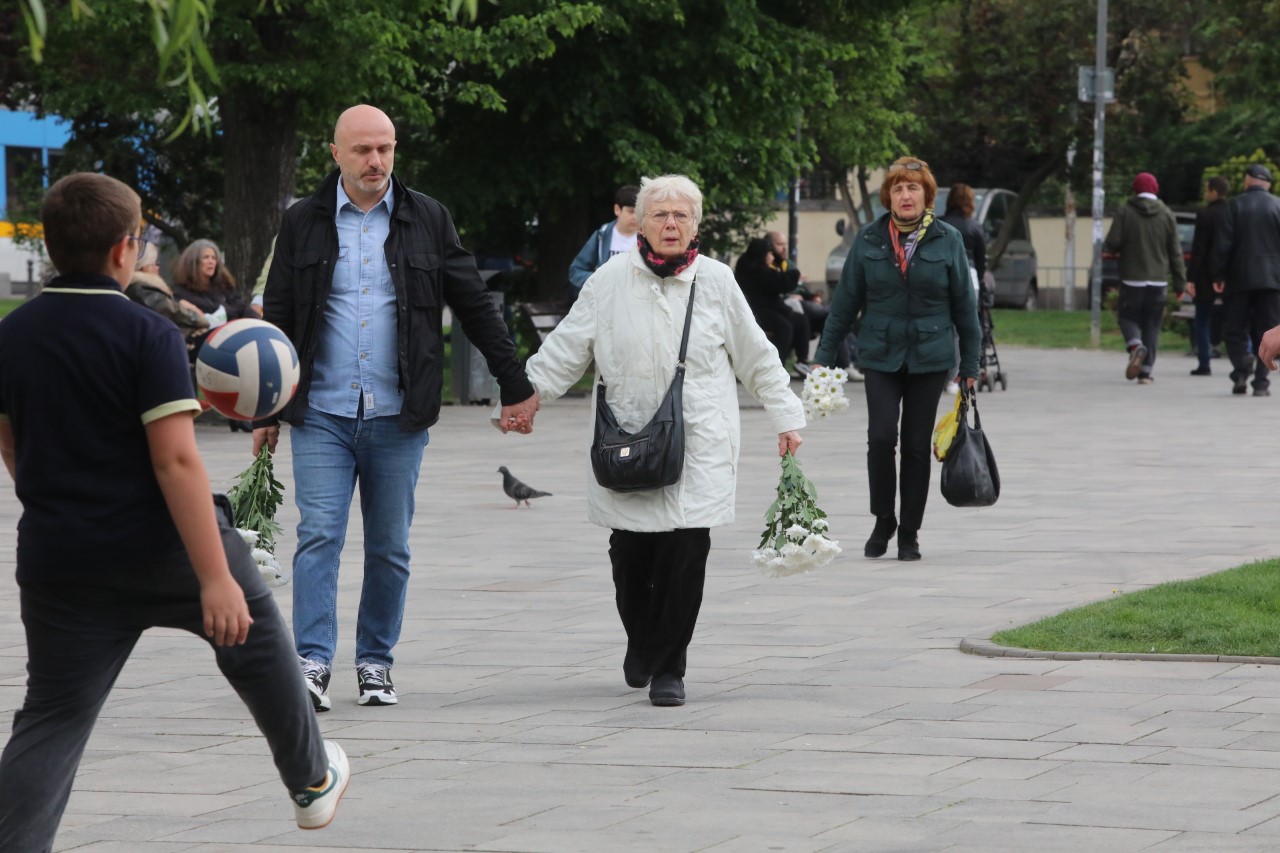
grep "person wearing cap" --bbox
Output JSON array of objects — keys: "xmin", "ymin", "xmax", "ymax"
[
  {"xmin": 1213, "ymin": 163, "xmax": 1280, "ymax": 396},
  {"xmin": 1103, "ymin": 172, "xmax": 1186, "ymax": 385},
  {"xmin": 1186, "ymin": 176, "xmax": 1230, "ymax": 376}
]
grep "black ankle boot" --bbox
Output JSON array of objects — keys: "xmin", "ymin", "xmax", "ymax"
[
  {"xmin": 898, "ymin": 528, "xmax": 921, "ymax": 561},
  {"xmin": 863, "ymin": 515, "xmax": 897, "ymax": 558}
]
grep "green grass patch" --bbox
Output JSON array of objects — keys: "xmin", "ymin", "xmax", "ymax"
[
  {"xmin": 0, "ymin": 299, "xmax": 24, "ymax": 320},
  {"xmin": 992, "ymin": 558, "xmax": 1280, "ymax": 657},
  {"xmin": 990, "ymin": 308, "xmax": 1128, "ymax": 351}
]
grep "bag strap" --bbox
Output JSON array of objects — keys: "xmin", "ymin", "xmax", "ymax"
[
  {"xmin": 964, "ymin": 385, "xmax": 982, "ymax": 429},
  {"xmin": 676, "ymin": 277, "xmax": 697, "ymax": 368}
]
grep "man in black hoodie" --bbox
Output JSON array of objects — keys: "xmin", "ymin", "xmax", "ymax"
[
  {"xmin": 1213, "ymin": 164, "xmax": 1280, "ymax": 396},
  {"xmin": 1104, "ymin": 172, "xmax": 1187, "ymax": 385},
  {"xmin": 1186, "ymin": 176, "xmax": 1230, "ymax": 375}
]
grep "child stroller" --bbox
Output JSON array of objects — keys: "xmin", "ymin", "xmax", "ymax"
[{"xmin": 976, "ymin": 280, "xmax": 1007, "ymax": 392}]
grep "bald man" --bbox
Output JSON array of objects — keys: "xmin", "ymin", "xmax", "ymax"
[{"xmin": 256, "ymin": 105, "xmax": 539, "ymax": 711}]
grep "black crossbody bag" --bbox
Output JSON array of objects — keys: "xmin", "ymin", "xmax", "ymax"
[{"xmin": 590, "ymin": 280, "xmax": 696, "ymax": 493}]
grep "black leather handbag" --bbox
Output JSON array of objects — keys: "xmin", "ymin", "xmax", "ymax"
[
  {"xmin": 940, "ymin": 386, "xmax": 1000, "ymax": 507},
  {"xmin": 590, "ymin": 280, "xmax": 696, "ymax": 493}
]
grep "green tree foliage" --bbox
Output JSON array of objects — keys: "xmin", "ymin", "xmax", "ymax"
[
  {"xmin": 1202, "ymin": 149, "xmax": 1280, "ymax": 196},
  {"xmin": 901, "ymin": 0, "xmax": 1194, "ymax": 260},
  {"xmin": 9, "ymin": 0, "xmax": 596, "ymax": 290},
  {"xmin": 405, "ymin": 0, "xmax": 915, "ymax": 297}
]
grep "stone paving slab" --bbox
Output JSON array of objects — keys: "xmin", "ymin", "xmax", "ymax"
[{"xmin": 7, "ymin": 345, "xmax": 1280, "ymax": 850}]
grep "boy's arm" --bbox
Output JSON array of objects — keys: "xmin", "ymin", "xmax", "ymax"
[
  {"xmin": 146, "ymin": 412, "xmax": 253, "ymax": 646},
  {"xmin": 0, "ymin": 419, "xmax": 13, "ymax": 480}
]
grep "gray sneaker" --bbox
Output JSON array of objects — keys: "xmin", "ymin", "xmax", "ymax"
[
  {"xmin": 299, "ymin": 658, "xmax": 332, "ymax": 712},
  {"xmin": 356, "ymin": 662, "xmax": 397, "ymax": 706}
]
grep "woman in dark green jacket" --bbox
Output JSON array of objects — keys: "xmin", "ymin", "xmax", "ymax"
[{"xmin": 814, "ymin": 157, "xmax": 981, "ymax": 561}]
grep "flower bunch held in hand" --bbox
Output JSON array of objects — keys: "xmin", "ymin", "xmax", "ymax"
[
  {"xmin": 751, "ymin": 452, "xmax": 841, "ymax": 577},
  {"xmin": 228, "ymin": 445, "xmax": 289, "ymax": 587},
  {"xmin": 801, "ymin": 366, "xmax": 850, "ymax": 419}
]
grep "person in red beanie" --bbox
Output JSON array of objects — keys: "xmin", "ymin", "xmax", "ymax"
[{"xmin": 1103, "ymin": 172, "xmax": 1186, "ymax": 384}]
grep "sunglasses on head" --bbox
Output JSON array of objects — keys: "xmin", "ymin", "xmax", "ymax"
[{"xmin": 890, "ymin": 161, "xmax": 924, "ymax": 172}]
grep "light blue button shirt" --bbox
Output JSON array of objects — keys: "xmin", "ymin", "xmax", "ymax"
[{"xmin": 308, "ymin": 180, "xmax": 401, "ymax": 419}]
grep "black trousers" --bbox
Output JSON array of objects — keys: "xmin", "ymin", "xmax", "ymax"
[
  {"xmin": 864, "ymin": 367, "xmax": 949, "ymax": 531},
  {"xmin": 0, "ymin": 521, "xmax": 327, "ymax": 853},
  {"xmin": 1225, "ymin": 289, "xmax": 1280, "ymax": 391},
  {"xmin": 609, "ymin": 528, "xmax": 710, "ymax": 679}
]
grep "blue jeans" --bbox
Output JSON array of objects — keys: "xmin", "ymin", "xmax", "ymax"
[
  {"xmin": 290, "ymin": 410, "xmax": 428, "ymax": 668},
  {"xmin": 1193, "ymin": 301, "xmax": 1213, "ymax": 370}
]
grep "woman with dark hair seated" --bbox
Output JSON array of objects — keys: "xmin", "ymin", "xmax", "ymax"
[{"xmin": 734, "ymin": 237, "xmax": 812, "ymax": 376}]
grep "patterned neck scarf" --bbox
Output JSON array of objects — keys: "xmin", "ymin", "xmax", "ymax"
[
  {"xmin": 637, "ymin": 233, "xmax": 700, "ymax": 278},
  {"xmin": 889, "ymin": 209, "xmax": 934, "ymax": 276}
]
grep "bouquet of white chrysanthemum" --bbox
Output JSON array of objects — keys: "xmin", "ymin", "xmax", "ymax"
[
  {"xmin": 801, "ymin": 366, "xmax": 850, "ymax": 419},
  {"xmin": 228, "ymin": 446, "xmax": 290, "ymax": 587},
  {"xmin": 751, "ymin": 452, "xmax": 841, "ymax": 577}
]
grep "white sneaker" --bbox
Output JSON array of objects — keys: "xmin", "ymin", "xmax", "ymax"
[
  {"xmin": 292, "ymin": 740, "xmax": 349, "ymax": 829},
  {"xmin": 299, "ymin": 658, "xmax": 331, "ymax": 712},
  {"xmin": 793, "ymin": 362, "xmax": 812, "ymax": 378},
  {"xmin": 845, "ymin": 367, "xmax": 865, "ymax": 382},
  {"xmin": 944, "ymin": 381, "xmax": 960, "ymax": 395},
  {"xmin": 356, "ymin": 662, "xmax": 397, "ymax": 706}
]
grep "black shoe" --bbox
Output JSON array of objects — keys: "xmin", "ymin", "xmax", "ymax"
[
  {"xmin": 1190, "ymin": 367, "xmax": 1211, "ymax": 376},
  {"xmin": 623, "ymin": 650, "xmax": 650, "ymax": 689},
  {"xmin": 1233, "ymin": 377, "xmax": 1249, "ymax": 395},
  {"xmin": 649, "ymin": 673, "xmax": 685, "ymax": 706},
  {"xmin": 863, "ymin": 515, "xmax": 897, "ymax": 558},
  {"xmin": 1255, "ymin": 388, "xmax": 1272, "ymax": 397},
  {"xmin": 898, "ymin": 529, "xmax": 921, "ymax": 561}
]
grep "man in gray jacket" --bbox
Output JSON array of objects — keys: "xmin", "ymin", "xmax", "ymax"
[
  {"xmin": 1213, "ymin": 164, "xmax": 1280, "ymax": 396},
  {"xmin": 1104, "ymin": 172, "xmax": 1187, "ymax": 384}
]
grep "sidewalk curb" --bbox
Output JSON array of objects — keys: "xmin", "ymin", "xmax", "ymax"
[{"xmin": 959, "ymin": 637, "xmax": 1280, "ymax": 666}]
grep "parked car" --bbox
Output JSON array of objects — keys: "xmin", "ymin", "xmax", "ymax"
[
  {"xmin": 1100, "ymin": 210, "xmax": 1194, "ymax": 295},
  {"xmin": 825, "ymin": 187, "xmax": 1039, "ymax": 309}
]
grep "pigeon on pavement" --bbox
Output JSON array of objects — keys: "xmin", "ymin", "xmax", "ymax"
[{"xmin": 498, "ymin": 466, "xmax": 552, "ymax": 508}]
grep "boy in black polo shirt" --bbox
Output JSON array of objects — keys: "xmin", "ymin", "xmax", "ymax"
[{"xmin": 0, "ymin": 173, "xmax": 348, "ymax": 850}]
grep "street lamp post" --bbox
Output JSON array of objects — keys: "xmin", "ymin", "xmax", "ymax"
[{"xmin": 1089, "ymin": 0, "xmax": 1108, "ymax": 346}]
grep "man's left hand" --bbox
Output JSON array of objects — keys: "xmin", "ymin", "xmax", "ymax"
[{"xmin": 500, "ymin": 392, "xmax": 540, "ymax": 434}]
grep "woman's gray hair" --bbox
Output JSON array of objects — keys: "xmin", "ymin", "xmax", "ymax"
[{"xmin": 635, "ymin": 174, "xmax": 703, "ymax": 226}]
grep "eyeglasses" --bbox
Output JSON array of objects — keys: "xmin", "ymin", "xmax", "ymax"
[
  {"xmin": 126, "ymin": 234, "xmax": 149, "ymax": 255},
  {"xmin": 889, "ymin": 161, "xmax": 923, "ymax": 173},
  {"xmin": 648, "ymin": 210, "xmax": 692, "ymax": 224}
]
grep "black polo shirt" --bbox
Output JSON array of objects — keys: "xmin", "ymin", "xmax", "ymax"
[{"xmin": 0, "ymin": 273, "xmax": 202, "ymax": 581}]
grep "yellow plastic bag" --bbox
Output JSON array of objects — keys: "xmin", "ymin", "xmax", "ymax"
[{"xmin": 932, "ymin": 389, "xmax": 964, "ymax": 461}]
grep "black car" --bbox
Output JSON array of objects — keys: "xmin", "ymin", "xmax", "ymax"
[{"xmin": 1100, "ymin": 210, "xmax": 1195, "ymax": 295}]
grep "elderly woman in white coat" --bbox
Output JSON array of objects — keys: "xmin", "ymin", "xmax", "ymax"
[{"xmin": 520, "ymin": 174, "xmax": 805, "ymax": 707}]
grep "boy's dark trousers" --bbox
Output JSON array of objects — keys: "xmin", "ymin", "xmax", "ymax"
[{"xmin": 0, "ymin": 521, "xmax": 327, "ymax": 853}]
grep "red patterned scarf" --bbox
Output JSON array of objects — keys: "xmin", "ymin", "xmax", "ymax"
[{"xmin": 637, "ymin": 234, "xmax": 700, "ymax": 278}]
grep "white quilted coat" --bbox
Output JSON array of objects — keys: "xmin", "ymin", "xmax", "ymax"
[{"xmin": 525, "ymin": 250, "xmax": 805, "ymax": 532}]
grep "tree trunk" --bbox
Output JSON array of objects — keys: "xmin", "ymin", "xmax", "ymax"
[
  {"xmin": 219, "ymin": 87, "xmax": 299, "ymax": 298},
  {"xmin": 989, "ymin": 154, "xmax": 1060, "ymax": 265}
]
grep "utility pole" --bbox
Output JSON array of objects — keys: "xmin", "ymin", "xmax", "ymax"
[
  {"xmin": 788, "ymin": 115, "xmax": 801, "ymax": 266},
  {"xmin": 1088, "ymin": 0, "xmax": 1108, "ymax": 346}
]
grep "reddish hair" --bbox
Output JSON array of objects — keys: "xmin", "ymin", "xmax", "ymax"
[{"xmin": 879, "ymin": 156, "xmax": 938, "ymax": 211}]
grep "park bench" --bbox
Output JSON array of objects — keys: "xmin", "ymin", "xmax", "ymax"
[{"xmin": 515, "ymin": 301, "xmax": 570, "ymax": 347}]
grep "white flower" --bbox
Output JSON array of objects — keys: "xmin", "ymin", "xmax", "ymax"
[
  {"xmin": 785, "ymin": 523, "xmax": 810, "ymax": 541},
  {"xmin": 811, "ymin": 517, "xmax": 829, "ymax": 532},
  {"xmin": 803, "ymin": 533, "xmax": 842, "ymax": 565},
  {"xmin": 779, "ymin": 542, "xmax": 803, "ymax": 557},
  {"xmin": 831, "ymin": 367, "xmax": 848, "ymax": 383},
  {"xmin": 754, "ymin": 453, "xmax": 839, "ymax": 578},
  {"xmin": 237, "ymin": 528, "xmax": 260, "ymax": 546}
]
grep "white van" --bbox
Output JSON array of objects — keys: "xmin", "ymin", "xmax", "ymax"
[{"xmin": 825, "ymin": 187, "xmax": 1039, "ymax": 309}]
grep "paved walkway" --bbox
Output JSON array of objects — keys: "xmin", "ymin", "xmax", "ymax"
[{"xmin": 5, "ymin": 345, "xmax": 1280, "ymax": 852}]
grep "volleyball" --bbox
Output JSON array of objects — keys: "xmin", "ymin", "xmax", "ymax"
[{"xmin": 195, "ymin": 319, "xmax": 299, "ymax": 421}]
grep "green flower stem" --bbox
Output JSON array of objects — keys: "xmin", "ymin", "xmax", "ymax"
[
  {"xmin": 758, "ymin": 451, "xmax": 828, "ymax": 550},
  {"xmin": 227, "ymin": 445, "xmax": 285, "ymax": 553}
]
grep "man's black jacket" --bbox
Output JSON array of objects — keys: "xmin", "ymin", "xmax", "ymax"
[
  {"xmin": 263, "ymin": 171, "xmax": 534, "ymax": 430},
  {"xmin": 1188, "ymin": 197, "xmax": 1226, "ymax": 303},
  {"xmin": 1211, "ymin": 186, "xmax": 1280, "ymax": 294}
]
